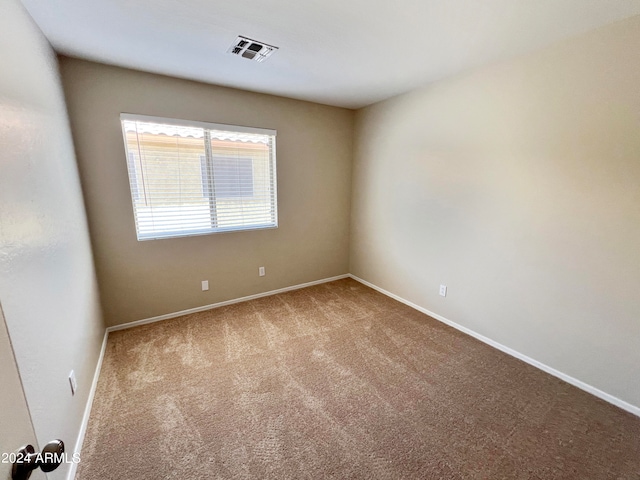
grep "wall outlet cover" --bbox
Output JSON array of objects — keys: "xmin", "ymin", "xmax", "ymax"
[{"xmin": 69, "ymin": 370, "xmax": 77, "ymax": 395}]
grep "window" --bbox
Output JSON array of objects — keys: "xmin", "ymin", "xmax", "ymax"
[
  {"xmin": 120, "ymin": 114, "xmax": 277, "ymax": 240},
  {"xmin": 200, "ymin": 155, "xmax": 254, "ymax": 199}
]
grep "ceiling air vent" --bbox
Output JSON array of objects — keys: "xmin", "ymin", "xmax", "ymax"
[{"xmin": 227, "ymin": 36, "xmax": 278, "ymax": 63}]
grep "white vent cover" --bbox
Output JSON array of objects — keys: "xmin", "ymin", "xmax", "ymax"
[{"xmin": 227, "ymin": 36, "xmax": 278, "ymax": 62}]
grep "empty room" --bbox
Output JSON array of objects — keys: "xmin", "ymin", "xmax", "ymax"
[{"xmin": 1, "ymin": 0, "xmax": 639, "ymax": 479}]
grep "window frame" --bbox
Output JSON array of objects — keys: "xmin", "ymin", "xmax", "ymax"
[{"xmin": 120, "ymin": 113, "xmax": 278, "ymax": 241}]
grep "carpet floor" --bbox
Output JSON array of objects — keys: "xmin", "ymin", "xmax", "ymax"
[{"xmin": 77, "ymin": 278, "xmax": 640, "ymax": 479}]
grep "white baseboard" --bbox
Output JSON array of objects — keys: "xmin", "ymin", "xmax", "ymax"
[
  {"xmin": 67, "ymin": 329, "xmax": 109, "ymax": 480},
  {"xmin": 348, "ymin": 274, "xmax": 640, "ymax": 418},
  {"xmin": 106, "ymin": 274, "xmax": 350, "ymax": 333}
]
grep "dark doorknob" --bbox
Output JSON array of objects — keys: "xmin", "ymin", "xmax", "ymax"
[{"xmin": 11, "ymin": 440, "xmax": 65, "ymax": 480}]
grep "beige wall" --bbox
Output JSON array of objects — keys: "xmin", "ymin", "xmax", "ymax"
[
  {"xmin": 351, "ymin": 16, "xmax": 640, "ymax": 408},
  {"xmin": 0, "ymin": 1, "xmax": 105, "ymax": 479},
  {"xmin": 59, "ymin": 58, "xmax": 354, "ymax": 326}
]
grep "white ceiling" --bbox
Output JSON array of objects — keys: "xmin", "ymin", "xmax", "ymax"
[{"xmin": 20, "ymin": 0, "xmax": 640, "ymax": 109}]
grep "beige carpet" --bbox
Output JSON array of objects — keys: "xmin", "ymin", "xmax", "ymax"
[{"xmin": 77, "ymin": 278, "xmax": 640, "ymax": 479}]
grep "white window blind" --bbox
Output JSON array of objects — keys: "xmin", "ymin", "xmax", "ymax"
[{"xmin": 120, "ymin": 114, "xmax": 277, "ymax": 240}]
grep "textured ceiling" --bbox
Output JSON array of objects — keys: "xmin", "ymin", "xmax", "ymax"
[{"xmin": 20, "ymin": 0, "xmax": 640, "ymax": 108}]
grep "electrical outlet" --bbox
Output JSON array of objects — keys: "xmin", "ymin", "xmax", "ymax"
[
  {"xmin": 201, "ymin": 280, "xmax": 209, "ymax": 291},
  {"xmin": 259, "ymin": 266, "xmax": 265, "ymax": 277},
  {"xmin": 69, "ymin": 370, "xmax": 77, "ymax": 396},
  {"xmin": 439, "ymin": 285, "xmax": 447, "ymax": 297}
]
